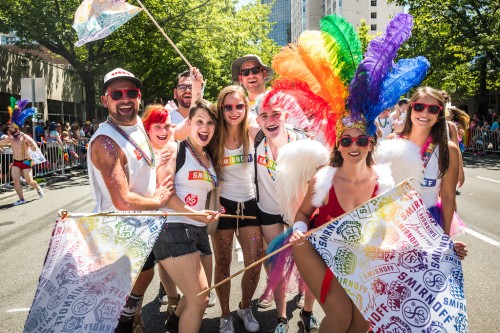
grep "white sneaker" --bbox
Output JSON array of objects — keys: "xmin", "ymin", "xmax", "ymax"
[
  {"xmin": 237, "ymin": 306, "xmax": 260, "ymax": 332},
  {"xmin": 37, "ymin": 189, "xmax": 44, "ymax": 198},
  {"xmin": 13, "ymin": 199, "xmax": 26, "ymax": 206},
  {"xmin": 208, "ymin": 289, "xmax": 217, "ymax": 307},
  {"xmin": 219, "ymin": 315, "xmax": 235, "ymax": 333}
]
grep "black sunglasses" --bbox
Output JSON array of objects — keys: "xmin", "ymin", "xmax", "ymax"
[
  {"xmin": 222, "ymin": 104, "xmax": 246, "ymax": 112},
  {"xmin": 339, "ymin": 135, "xmax": 371, "ymax": 147},
  {"xmin": 412, "ymin": 102, "xmax": 442, "ymax": 115},
  {"xmin": 106, "ymin": 88, "xmax": 140, "ymax": 101},
  {"xmin": 240, "ymin": 66, "xmax": 262, "ymax": 76},
  {"xmin": 177, "ymin": 84, "xmax": 192, "ymax": 92}
]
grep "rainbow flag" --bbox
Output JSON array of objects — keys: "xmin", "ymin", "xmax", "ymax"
[
  {"xmin": 23, "ymin": 213, "xmax": 165, "ymax": 332},
  {"xmin": 73, "ymin": 0, "xmax": 142, "ymax": 47},
  {"xmin": 309, "ymin": 182, "xmax": 468, "ymax": 332}
]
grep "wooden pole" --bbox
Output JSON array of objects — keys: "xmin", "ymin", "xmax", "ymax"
[{"xmin": 57, "ymin": 210, "xmax": 256, "ymax": 220}]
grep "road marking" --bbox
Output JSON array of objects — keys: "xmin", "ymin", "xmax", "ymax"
[
  {"xmin": 464, "ymin": 227, "xmax": 500, "ymax": 248},
  {"xmin": 6, "ymin": 308, "xmax": 30, "ymax": 313},
  {"xmin": 476, "ymin": 176, "xmax": 500, "ymax": 183}
]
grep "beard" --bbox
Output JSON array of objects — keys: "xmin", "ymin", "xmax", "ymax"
[{"xmin": 109, "ymin": 103, "xmax": 139, "ymax": 124}]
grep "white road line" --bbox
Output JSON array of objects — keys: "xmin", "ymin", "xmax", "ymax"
[
  {"xmin": 464, "ymin": 227, "xmax": 500, "ymax": 248},
  {"xmin": 476, "ymin": 176, "xmax": 500, "ymax": 184},
  {"xmin": 6, "ymin": 308, "xmax": 30, "ymax": 313}
]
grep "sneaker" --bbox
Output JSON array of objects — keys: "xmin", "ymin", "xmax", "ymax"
[
  {"xmin": 257, "ymin": 289, "xmax": 274, "ymax": 308},
  {"xmin": 274, "ymin": 320, "xmax": 289, "ymax": 333},
  {"xmin": 219, "ymin": 315, "xmax": 235, "ymax": 333},
  {"xmin": 13, "ymin": 199, "xmax": 26, "ymax": 206},
  {"xmin": 167, "ymin": 294, "xmax": 180, "ymax": 316},
  {"xmin": 208, "ymin": 289, "xmax": 217, "ymax": 307},
  {"xmin": 4, "ymin": 183, "xmax": 14, "ymax": 190},
  {"xmin": 165, "ymin": 312, "xmax": 179, "ymax": 333},
  {"xmin": 157, "ymin": 283, "xmax": 168, "ymax": 305},
  {"xmin": 295, "ymin": 293, "xmax": 305, "ymax": 309},
  {"xmin": 299, "ymin": 311, "xmax": 319, "ymax": 333},
  {"xmin": 237, "ymin": 306, "xmax": 260, "ymax": 332},
  {"xmin": 37, "ymin": 189, "xmax": 44, "ymax": 198}
]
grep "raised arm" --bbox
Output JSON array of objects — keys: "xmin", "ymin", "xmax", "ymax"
[{"xmin": 289, "ymin": 176, "xmax": 320, "ymax": 246}]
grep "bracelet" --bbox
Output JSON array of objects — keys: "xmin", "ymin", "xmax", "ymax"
[{"xmin": 293, "ymin": 221, "xmax": 308, "ymax": 233}]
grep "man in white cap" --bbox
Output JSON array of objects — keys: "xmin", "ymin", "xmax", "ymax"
[
  {"xmin": 231, "ymin": 54, "xmax": 274, "ymax": 113},
  {"xmin": 89, "ymin": 68, "xmax": 175, "ymax": 333}
]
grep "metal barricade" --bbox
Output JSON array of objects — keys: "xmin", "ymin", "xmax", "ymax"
[
  {"xmin": 466, "ymin": 128, "xmax": 500, "ymax": 154},
  {"xmin": 0, "ymin": 139, "xmax": 89, "ymax": 192}
]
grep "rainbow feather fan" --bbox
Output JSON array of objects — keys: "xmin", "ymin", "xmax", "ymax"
[{"xmin": 10, "ymin": 99, "xmax": 37, "ymax": 128}]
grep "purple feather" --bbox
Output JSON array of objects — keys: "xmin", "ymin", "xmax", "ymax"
[
  {"xmin": 348, "ymin": 13, "xmax": 413, "ymax": 120},
  {"xmin": 16, "ymin": 99, "xmax": 29, "ymax": 111}
]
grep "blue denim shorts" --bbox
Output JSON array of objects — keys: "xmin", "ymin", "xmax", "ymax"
[{"xmin": 153, "ymin": 223, "xmax": 212, "ymax": 260}]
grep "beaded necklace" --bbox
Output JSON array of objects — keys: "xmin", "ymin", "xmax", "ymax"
[
  {"xmin": 377, "ymin": 116, "xmax": 388, "ymax": 128},
  {"xmin": 185, "ymin": 137, "xmax": 219, "ymax": 188},
  {"xmin": 263, "ymin": 131, "xmax": 290, "ymax": 181},
  {"xmin": 106, "ymin": 117, "xmax": 155, "ymax": 168},
  {"xmin": 420, "ymin": 136, "xmax": 436, "ymax": 168}
]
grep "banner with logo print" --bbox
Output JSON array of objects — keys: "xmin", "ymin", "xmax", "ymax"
[
  {"xmin": 309, "ymin": 182, "xmax": 468, "ymax": 332},
  {"xmin": 23, "ymin": 213, "xmax": 165, "ymax": 333}
]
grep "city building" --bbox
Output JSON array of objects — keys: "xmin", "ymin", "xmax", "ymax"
[
  {"xmin": 0, "ymin": 32, "xmax": 19, "ymax": 45},
  {"xmin": 292, "ymin": 0, "xmax": 405, "ymax": 42},
  {"xmin": 262, "ymin": 0, "xmax": 292, "ymax": 46}
]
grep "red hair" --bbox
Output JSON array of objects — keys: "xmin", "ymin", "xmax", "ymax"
[{"xmin": 142, "ymin": 104, "xmax": 169, "ymax": 132}]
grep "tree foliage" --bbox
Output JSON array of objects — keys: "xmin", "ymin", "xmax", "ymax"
[
  {"xmin": 390, "ymin": 0, "xmax": 500, "ymax": 114},
  {"xmin": 0, "ymin": 0, "xmax": 278, "ymax": 117},
  {"xmin": 357, "ymin": 19, "xmax": 376, "ymax": 54}
]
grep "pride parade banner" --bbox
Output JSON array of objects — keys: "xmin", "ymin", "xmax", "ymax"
[
  {"xmin": 73, "ymin": 0, "xmax": 142, "ymax": 47},
  {"xmin": 23, "ymin": 214, "xmax": 165, "ymax": 332},
  {"xmin": 309, "ymin": 182, "xmax": 468, "ymax": 332}
]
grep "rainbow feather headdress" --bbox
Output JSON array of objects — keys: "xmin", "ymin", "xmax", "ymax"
[
  {"xmin": 271, "ymin": 13, "xmax": 430, "ymax": 147},
  {"xmin": 8, "ymin": 97, "xmax": 37, "ymax": 129}
]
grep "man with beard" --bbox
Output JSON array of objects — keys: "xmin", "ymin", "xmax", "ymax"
[
  {"xmin": 231, "ymin": 54, "xmax": 274, "ymax": 114},
  {"xmin": 89, "ymin": 68, "xmax": 175, "ymax": 333}
]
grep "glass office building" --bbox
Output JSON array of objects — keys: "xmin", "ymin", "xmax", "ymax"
[{"xmin": 262, "ymin": 0, "xmax": 291, "ymax": 46}]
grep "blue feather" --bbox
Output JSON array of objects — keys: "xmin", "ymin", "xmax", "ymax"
[
  {"xmin": 265, "ymin": 228, "xmax": 292, "ymax": 266},
  {"xmin": 372, "ymin": 57, "xmax": 430, "ymax": 118},
  {"xmin": 13, "ymin": 107, "xmax": 37, "ymax": 128}
]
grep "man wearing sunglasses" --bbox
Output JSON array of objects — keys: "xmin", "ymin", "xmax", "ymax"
[
  {"xmin": 231, "ymin": 54, "xmax": 274, "ymax": 113},
  {"xmin": 89, "ymin": 68, "xmax": 175, "ymax": 333}
]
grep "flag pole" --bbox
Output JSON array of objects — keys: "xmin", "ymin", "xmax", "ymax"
[
  {"xmin": 135, "ymin": 0, "xmax": 193, "ymax": 68},
  {"xmin": 197, "ymin": 180, "xmax": 414, "ymax": 296},
  {"xmin": 57, "ymin": 210, "xmax": 256, "ymax": 220}
]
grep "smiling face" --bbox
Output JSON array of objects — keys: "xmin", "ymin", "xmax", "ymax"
[
  {"xmin": 337, "ymin": 128, "xmax": 373, "ymax": 163},
  {"xmin": 174, "ymin": 76, "xmax": 192, "ymax": 109},
  {"xmin": 238, "ymin": 60, "xmax": 266, "ymax": 94},
  {"xmin": 410, "ymin": 95, "xmax": 440, "ymax": 131},
  {"xmin": 148, "ymin": 120, "xmax": 172, "ymax": 149},
  {"xmin": 256, "ymin": 107, "xmax": 286, "ymax": 139},
  {"xmin": 188, "ymin": 107, "xmax": 216, "ymax": 147},
  {"xmin": 101, "ymin": 79, "xmax": 140, "ymax": 126},
  {"xmin": 222, "ymin": 92, "xmax": 247, "ymax": 127}
]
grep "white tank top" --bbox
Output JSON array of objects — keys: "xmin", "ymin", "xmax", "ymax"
[
  {"xmin": 420, "ymin": 144, "xmax": 441, "ymax": 208},
  {"xmin": 88, "ymin": 118, "xmax": 156, "ymax": 212},
  {"xmin": 166, "ymin": 147, "xmax": 216, "ymax": 227},
  {"xmin": 220, "ymin": 143, "xmax": 255, "ymax": 202},
  {"xmin": 376, "ymin": 116, "xmax": 394, "ymax": 140}
]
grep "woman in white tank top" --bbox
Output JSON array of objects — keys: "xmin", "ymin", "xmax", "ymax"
[{"xmin": 211, "ymin": 86, "xmax": 263, "ymax": 333}]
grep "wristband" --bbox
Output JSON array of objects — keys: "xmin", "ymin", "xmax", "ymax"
[{"xmin": 293, "ymin": 221, "xmax": 308, "ymax": 233}]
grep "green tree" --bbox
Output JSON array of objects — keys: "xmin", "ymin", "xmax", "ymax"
[
  {"xmin": 390, "ymin": 0, "xmax": 500, "ymax": 116},
  {"xmin": 0, "ymin": 0, "xmax": 278, "ymax": 118},
  {"xmin": 357, "ymin": 19, "xmax": 375, "ymax": 54}
]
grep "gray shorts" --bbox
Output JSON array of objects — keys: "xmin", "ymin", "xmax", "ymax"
[{"xmin": 153, "ymin": 223, "xmax": 212, "ymax": 260}]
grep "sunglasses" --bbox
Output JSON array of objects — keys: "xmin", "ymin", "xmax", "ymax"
[
  {"xmin": 222, "ymin": 103, "xmax": 246, "ymax": 112},
  {"xmin": 240, "ymin": 66, "xmax": 262, "ymax": 76},
  {"xmin": 339, "ymin": 135, "xmax": 371, "ymax": 147},
  {"xmin": 177, "ymin": 84, "xmax": 192, "ymax": 92},
  {"xmin": 412, "ymin": 102, "xmax": 442, "ymax": 115},
  {"xmin": 106, "ymin": 88, "xmax": 140, "ymax": 101}
]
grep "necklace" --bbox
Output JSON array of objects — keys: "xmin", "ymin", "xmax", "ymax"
[
  {"xmin": 226, "ymin": 136, "xmax": 241, "ymax": 150},
  {"xmin": 263, "ymin": 132, "xmax": 290, "ymax": 181},
  {"xmin": 377, "ymin": 117, "xmax": 388, "ymax": 128},
  {"xmin": 185, "ymin": 137, "xmax": 219, "ymax": 188},
  {"xmin": 106, "ymin": 117, "xmax": 155, "ymax": 168}
]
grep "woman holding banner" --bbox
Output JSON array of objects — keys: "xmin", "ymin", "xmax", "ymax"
[{"xmin": 152, "ymin": 100, "xmax": 220, "ymax": 333}]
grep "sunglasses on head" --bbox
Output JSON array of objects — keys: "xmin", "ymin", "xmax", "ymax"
[
  {"xmin": 412, "ymin": 102, "xmax": 442, "ymax": 115},
  {"xmin": 222, "ymin": 103, "xmax": 246, "ymax": 112},
  {"xmin": 339, "ymin": 135, "xmax": 371, "ymax": 147},
  {"xmin": 177, "ymin": 84, "xmax": 192, "ymax": 92},
  {"xmin": 106, "ymin": 88, "xmax": 140, "ymax": 101},
  {"xmin": 240, "ymin": 66, "xmax": 262, "ymax": 76}
]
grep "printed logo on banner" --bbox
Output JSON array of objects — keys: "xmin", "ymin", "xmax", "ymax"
[
  {"xmin": 387, "ymin": 280, "xmax": 411, "ymax": 311},
  {"xmin": 62, "ymin": 316, "xmax": 83, "ymax": 332},
  {"xmin": 454, "ymin": 313, "xmax": 468, "ymax": 332},
  {"xmin": 333, "ymin": 247, "xmax": 356, "ymax": 275},
  {"xmin": 94, "ymin": 298, "xmax": 122, "ymax": 322},
  {"xmin": 448, "ymin": 268, "xmax": 465, "ymax": 300},
  {"xmin": 336, "ymin": 220, "xmax": 363, "ymax": 242},
  {"xmin": 423, "ymin": 269, "xmax": 447, "ymax": 292},
  {"xmin": 424, "ymin": 321, "xmax": 448, "ymax": 333},
  {"xmin": 47, "ymin": 287, "xmax": 68, "ymax": 310},
  {"xmin": 401, "ymin": 298, "xmax": 430, "ymax": 327},
  {"xmin": 378, "ymin": 316, "xmax": 412, "ymax": 333},
  {"xmin": 56, "ymin": 263, "xmax": 83, "ymax": 285},
  {"xmin": 398, "ymin": 250, "xmax": 428, "ymax": 272},
  {"xmin": 371, "ymin": 278, "xmax": 388, "ymax": 296}
]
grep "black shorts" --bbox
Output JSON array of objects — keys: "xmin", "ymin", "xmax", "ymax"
[
  {"xmin": 257, "ymin": 206, "xmax": 288, "ymax": 226},
  {"xmin": 217, "ymin": 197, "xmax": 260, "ymax": 230},
  {"xmin": 141, "ymin": 251, "xmax": 155, "ymax": 271},
  {"xmin": 153, "ymin": 223, "xmax": 212, "ymax": 260}
]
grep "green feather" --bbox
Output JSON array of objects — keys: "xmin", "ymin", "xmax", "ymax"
[
  {"xmin": 320, "ymin": 15, "xmax": 362, "ymax": 83},
  {"xmin": 10, "ymin": 96, "xmax": 17, "ymax": 110}
]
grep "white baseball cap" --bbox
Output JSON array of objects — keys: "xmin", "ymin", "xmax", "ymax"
[{"xmin": 102, "ymin": 68, "xmax": 142, "ymax": 94}]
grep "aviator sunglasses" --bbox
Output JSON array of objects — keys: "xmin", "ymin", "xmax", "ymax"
[
  {"xmin": 339, "ymin": 135, "xmax": 371, "ymax": 147},
  {"xmin": 411, "ymin": 102, "xmax": 442, "ymax": 115},
  {"xmin": 106, "ymin": 88, "xmax": 140, "ymax": 101},
  {"xmin": 222, "ymin": 103, "xmax": 246, "ymax": 112},
  {"xmin": 240, "ymin": 66, "xmax": 262, "ymax": 76}
]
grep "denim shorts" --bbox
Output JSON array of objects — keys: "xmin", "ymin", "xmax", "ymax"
[
  {"xmin": 217, "ymin": 197, "xmax": 260, "ymax": 230},
  {"xmin": 153, "ymin": 223, "xmax": 212, "ymax": 260},
  {"xmin": 141, "ymin": 251, "xmax": 156, "ymax": 271}
]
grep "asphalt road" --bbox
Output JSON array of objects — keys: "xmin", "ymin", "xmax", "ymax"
[{"xmin": 0, "ymin": 153, "xmax": 498, "ymax": 332}]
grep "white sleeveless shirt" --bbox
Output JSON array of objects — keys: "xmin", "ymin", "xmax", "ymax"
[
  {"xmin": 420, "ymin": 144, "xmax": 441, "ymax": 208},
  {"xmin": 88, "ymin": 118, "xmax": 156, "ymax": 212},
  {"xmin": 166, "ymin": 146, "xmax": 216, "ymax": 227},
  {"xmin": 220, "ymin": 144, "xmax": 255, "ymax": 202}
]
